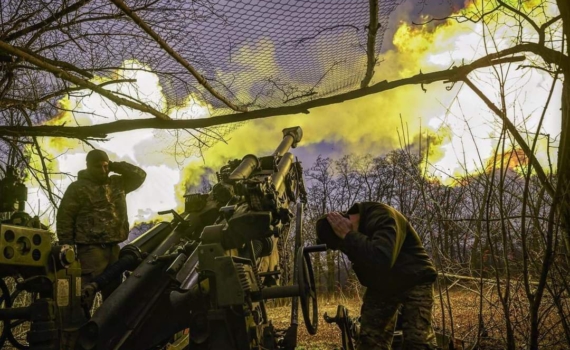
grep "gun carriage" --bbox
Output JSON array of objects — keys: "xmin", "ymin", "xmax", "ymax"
[{"xmin": 0, "ymin": 126, "xmax": 327, "ymax": 350}]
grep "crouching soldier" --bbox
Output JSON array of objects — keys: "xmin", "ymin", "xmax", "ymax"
[{"xmin": 317, "ymin": 202, "xmax": 438, "ymax": 350}]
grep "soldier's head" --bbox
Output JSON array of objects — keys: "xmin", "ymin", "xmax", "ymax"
[
  {"xmin": 316, "ymin": 215, "xmax": 343, "ymax": 250},
  {"xmin": 315, "ymin": 205, "xmax": 361, "ymax": 250},
  {"xmin": 86, "ymin": 149, "xmax": 110, "ymax": 181}
]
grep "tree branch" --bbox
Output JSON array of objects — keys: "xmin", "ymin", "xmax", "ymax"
[
  {"xmin": 0, "ymin": 79, "xmax": 136, "ymax": 110},
  {"xmin": 109, "ymin": 0, "xmax": 246, "ymax": 112},
  {"xmin": 361, "ymin": 0, "xmax": 379, "ymax": 88},
  {"xmin": 497, "ymin": 0, "xmax": 540, "ymax": 34},
  {"xmin": 19, "ymin": 107, "xmax": 58, "ymax": 208},
  {"xmin": 2, "ymin": 0, "xmax": 92, "ymax": 42},
  {"xmin": 462, "ymin": 78, "xmax": 555, "ymax": 198},
  {"xmin": 15, "ymin": 45, "xmax": 94, "ymax": 79},
  {"xmin": 479, "ymin": 43, "xmax": 568, "ymax": 71},
  {"xmin": 556, "ymin": 0, "xmax": 570, "ymax": 65},
  {"xmin": 539, "ymin": 15, "xmax": 562, "ymax": 45},
  {"xmin": 280, "ymin": 25, "xmax": 360, "ymax": 47},
  {"xmin": 0, "ymin": 56, "xmax": 525, "ymax": 139},
  {"xmin": 0, "ymin": 98, "xmax": 37, "ymax": 109},
  {"xmin": 0, "ymin": 40, "xmax": 172, "ymax": 120}
]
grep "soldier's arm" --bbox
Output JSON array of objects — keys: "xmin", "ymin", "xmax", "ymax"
[
  {"xmin": 109, "ymin": 161, "xmax": 147, "ymax": 193},
  {"xmin": 56, "ymin": 183, "xmax": 81, "ymax": 245},
  {"xmin": 338, "ymin": 211, "xmax": 404, "ymax": 269}
]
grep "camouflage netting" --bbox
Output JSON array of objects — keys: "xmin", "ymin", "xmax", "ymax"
[{"xmin": 0, "ymin": 0, "xmax": 401, "ymax": 122}]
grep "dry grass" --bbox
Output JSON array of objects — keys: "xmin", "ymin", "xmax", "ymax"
[
  {"xmin": 4, "ymin": 279, "xmax": 570, "ymax": 349},
  {"xmin": 267, "ymin": 283, "xmax": 570, "ymax": 350},
  {"xmin": 431, "ymin": 282, "xmax": 570, "ymax": 350},
  {"xmin": 265, "ymin": 296, "xmax": 362, "ymax": 350}
]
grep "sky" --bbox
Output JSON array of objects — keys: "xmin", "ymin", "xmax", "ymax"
[{"xmin": 22, "ymin": 0, "xmax": 563, "ymax": 234}]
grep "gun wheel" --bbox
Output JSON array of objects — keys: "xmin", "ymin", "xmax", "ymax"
[
  {"xmin": 1, "ymin": 278, "xmax": 12, "ymax": 349},
  {"xmin": 296, "ymin": 247, "xmax": 319, "ymax": 335},
  {"xmin": 7, "ymin": 288, "xmax": 34, "ymax": 349},
  {"xmin": 286, "ymin": 162, "xmax": 303, "ymax": 204}
]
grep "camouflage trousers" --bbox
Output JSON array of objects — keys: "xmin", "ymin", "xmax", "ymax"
[
  {"xmin": 77, "ymin": 243, "xmax": 121, "ymax": 316},
  {"xmin": 357, "ymin": 282, "xmax": 438, "ymax": 350}
]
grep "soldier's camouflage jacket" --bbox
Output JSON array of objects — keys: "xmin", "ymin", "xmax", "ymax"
[
  {"xmin": 56, "ymin": 161, "xmax": 146, "ymax": 244},
  {"xmin": 338, "ymin": 202, "xmax": 437, "ymax": 297}
]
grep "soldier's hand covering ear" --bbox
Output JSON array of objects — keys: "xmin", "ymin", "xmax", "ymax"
[{"xmin": 326, "ymin": 212, "xmax": 352, "ymax": 239}]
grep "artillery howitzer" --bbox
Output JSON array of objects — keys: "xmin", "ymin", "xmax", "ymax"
[{"xmin": 1, "ymin": 126, "xmax": 327, "ymax": 349}]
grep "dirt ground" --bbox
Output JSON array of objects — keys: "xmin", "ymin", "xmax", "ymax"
[
  {"xmin": 266, "ymin": 285, "xmax": 570, "ymax": 350},
  {"xmin": 4, "ymin": 285, "xmax": 570, "ymax": 349},
  {"xmin": 265, "ymin": 296, "xmax": 362, "ymax": 350}
]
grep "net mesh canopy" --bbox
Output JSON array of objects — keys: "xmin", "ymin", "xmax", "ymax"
[{"xmin": 0, "ymin": 0, "xmax": 402, "ymax": 120}]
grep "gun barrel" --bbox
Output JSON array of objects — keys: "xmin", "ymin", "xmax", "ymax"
[
  {"xmin": 271, "ymin": 152, "xmax": 294, "ymax": 192},
  {"xmin": 228, "ymin": 154, "xmax": 259, "ymax": 181},
  {"xmin": 88, "ymin": 222, "xmax": 174, "ymax": 290},
  {"xmin": 120, "ymin": 222, "xmax": 173, "ymax": 260},
  {"xmin": 79, "ymin": 214, "xmax": 201, "ymax": 350},
  {"xmin": 273, "ymin": 134, "xmax": 295, "ymax": 158},
  {"xmin": 177, "ymin": 247, "xmax": 200, "ymax": 290},
  {"xmin": 273, "ymin": 126, "xmax": 303, "ymax": 157}
]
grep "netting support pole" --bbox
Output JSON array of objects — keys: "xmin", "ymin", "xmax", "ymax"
[{"xmin": 361, "ymin": 0, "xmax": 379, "ymax": 88}]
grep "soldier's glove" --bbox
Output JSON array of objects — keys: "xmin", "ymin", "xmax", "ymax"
[
  {"xmin": 315, "ymin": 215, "xmax": 343, "ymax": 250},
  {"xmin": 81, "ymin": 282, "xmax": 99, "ymax": 308}
]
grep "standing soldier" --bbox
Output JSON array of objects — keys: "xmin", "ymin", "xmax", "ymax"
[
  {"xmin": 56, "ymin": 149, "xmax": 146, "ymax": 316},
  {"xmin": 316, "ymin": 202, "xmax": 438, "ymax": 350}
]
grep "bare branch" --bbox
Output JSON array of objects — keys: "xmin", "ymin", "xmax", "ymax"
[
  {"xmin": 361, "ymin": 0, "xmax": 379, "ymax": 88},
  {"xmin": 0, "ymin": 55, "xmax": 525, "ymax": 139},
  {"xmin": 2, "ymin": 0, "xmax": 92, "ymax": 42},
  {"xmin": 109, "ymin": 0, "xmax": 247, "ymax": 112},
  {"xmin": 412, "ymin": 5, "xmax": 501, "ymax": 26},
  {"xmin": 18, "ymin": 107, "xmax": 58, "ymax": 208},
  {"xmin": 280, "ymin": 25, "xmax": 360, "ymax": 47},
  {"xmin": 0, "ymin": 78, "xmax": 137, "ymax": 110},
  {"xmin": 497, "ymin": 0, "xmax": 540, "ymax": 34},
  {"xmin": 472, "ymin": 43, "xmax": 568, "ymax": 72},
  {"xmin": 540, "ymin": 15, "xmax": 562, "ymax": 39},
  {"xmin": 462, "ymin": 78, "xmax": 555, "ymax": 198},
  {"xmin": 14, "ymin": 45, "xmax": 94, "ymax": 78},
  {"xmin": 0, "ymin": 40, "xmax": 172, "ymax": 120}
]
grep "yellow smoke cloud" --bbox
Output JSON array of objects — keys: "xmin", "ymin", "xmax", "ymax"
[
  {"xmin": 28, "ymin": 0, "xmax": 562, "ymax": 229},
  {"xmin": 25, "ymin": 60, "xmax": 211, "ymax": 228},
  {"xmin": 485, "ymin": 148, "xmax": 528, "ymax": 173},
  {"xmin": 178, "ymin": 0, "xmax": 562, "ymax": 191},
  {"xmin": 176, "ymin": 16, "xmax": 474, "ymax": 192}
]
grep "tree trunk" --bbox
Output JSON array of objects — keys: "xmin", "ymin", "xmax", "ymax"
[
  {"xmin": 560, "ymin": 81, "xmax": 570, "ymax": 255},
  {"xmin": 556, "ymin": 0, "xmax": 570, "ymax": 255},
  {"xmin": 327, "ymin": 250, "xmax": 336, "ymax": 297}
]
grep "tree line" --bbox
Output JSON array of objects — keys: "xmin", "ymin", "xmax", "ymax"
[{"xmin": 281, "ymin": 146, "xmax": 567, "ymax": 349}]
